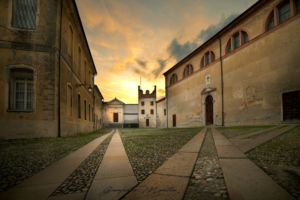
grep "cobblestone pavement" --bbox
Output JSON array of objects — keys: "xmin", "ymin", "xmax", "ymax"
[
  {"xmin": 184, "ymin": 129, "xmax": 229, "ymax": 200},
  {"xmin": 51, "ymin": 134, "xmax": 113, "ymax": 196}
]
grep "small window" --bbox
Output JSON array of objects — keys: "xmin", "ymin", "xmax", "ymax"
[
  {"xmin": 141, "ymin": 109, "xmax": 145, "ymax": 114},
  {"xmin": 88, "ymin": 104, "xmax": 90, "ymax": 121},
  {"xmin": 78, "ymin": 47, "xmax": 81, "ymax": 75},
  {"xmin": 9, "ymin": 68, "xmax": 34, "ymax": 111},
  {"xmin": 232, "ymin": 33, "xmax": 240, "ymax": 49},
  {"xmin": 201, "ymin": 51, "xmax": 215, "ymax": 68},
  {"xmin": 150, "ymin": 101, "xmax": 154, "ymax": 106},
  {"xmin": 113, "ymin": 112, "xmax": 119, "ymax": 122},
  {"xmin": 141, "ymin": 101, "xmax": 145, "ymax": 106},
  {"xmin": 242, "ymin": 31, "xmax": 249, "ymax": 44},
  {"xmin": 226, "ymin": 31, "xmax": 249, "ymax": 54},
  {"xmin": 278, "ymin": 1, "xmax": 291, "ymax": 23},
  {"xmin": 67, "ymin": 85, "xmax": 72, "ymax": 116},
  {"xmin": 150, "ymin": 109, "xmax": 154, "ymax": 115},
  {"xmin": 296, "ymin": 0, "xmax": 300, "ymax": 12},
  {"xmin": 68, "ymin": 26, "xmax": 73, "ymax": 57},
  {"xmin": 84, "ymin": 100, "xmax": 87, "ymax": 120},
  {"xmin": 226, "ymin": 39, "xmax": 232, "ymax": 54},
  {"xmin": 266, "ymin": 11, "xmax": 275, "ymax": 31},
  {"xmin": 77, "ymin": 94, "xmax": 81, "ymax": 118},
  {"xmin": 12, "ymin": 0, "xmax": 38, "ymax": 30},
  {"xmin": 170, "ymin": 73, "xmax": 178, "ymax": 86},
  {"xmin": 183, "ymin": 64, "xmax": 193, "ymax": 78},
  {"xmin": 164, "ymin": 109, "xmax": 166, "ymax": 116}
]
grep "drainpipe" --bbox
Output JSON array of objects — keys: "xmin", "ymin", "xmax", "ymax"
[
  {"xmin": 165, "ymin": 76, "xmax": 169, "ymax": 128},
  {"xmin": 219, "ymin": 38, "xmax": 225, "ymax": 127},
  {"xmin": 57, "ymin": 0, "xmax": 63, "ymax": 137}
]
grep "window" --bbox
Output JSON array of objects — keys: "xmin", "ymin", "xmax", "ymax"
[
  {"xmin": 84, "ymin": 100, "xmax": 87, "ymax": 120},
  {"xmin": 88, "ymin": 104, "xmax": 90, "ymax": 121},
  {"xmin": 164, "ymin": 109, "xmax": 166, "ymax": 116},
  {"xmin": 183, "ymin": 64, "xmax": 193, "ymax": 78},
  {"xmin": 141, "ymin": 109, "xmax": 145, "ymax": 114},
  {"xmin": 278, "ymin": 1, "xmax": 291, "ymax": 23},
  {"xmin": 201, "ymin": 51, "xmax": 215, "ymax": 68},
  {"xmin": 113, "ymin": 113, "xmax": 119, "ymax": 122},
  {"xmin": 150, "ymin": 109, "xmax": 154, "ymax": 115},
  {"xmin": 78, "ymin": 47, "xmax": 81, "ymax": 75},
  {"xmin": 226, "ymin": 31, "xmax": 249, "ymax": 54},
  {"xmin": 68, "ymin": 26, "xmax": 73, "ymax": 57},
  {"xmin": 170, "ymin": 73, "xmax": 178, "ymax": 86},
  {"xmin": 266, "ymin": 11, "xmax": 275, "ymax": 31},
  {"xmin": 150, "ymin": 101, "xmax": 154, "ymax": 106},
  {"xmin": 141, "ymin": 101, "xmax": 144, "ymax": 106},
  {"xmin": 67, "ymin": 85, "xmax": 72, "ymax": 116},
  {"xmin": 296, "ymin": 0, "xmax": 300, "ymax": 12},
  {"xmin": 12, "ymin": 0, "xmax": 38, "ymax": 30},
  {"xmin": 77, "ymin": 94, "xmax": 81, "ymax": 118},
  {"xmin": 9, "ymin": 68, "xmax": 34, "ymax": 111}
]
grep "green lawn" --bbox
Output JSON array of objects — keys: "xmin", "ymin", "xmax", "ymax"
[
  {"xmin": 120, "ymin": 128, "xmax": 202, "ymax": 182},
  {"xmin": 247, "ymin": 126, "xmax": 300, "ymax": 199},
  {"xmin": 0, "ymin": 129, "xmax": 112, "ymax": 192},
  {"xmin": 217, "ymin": 125, "xmax": 274, "ymax": 138}
]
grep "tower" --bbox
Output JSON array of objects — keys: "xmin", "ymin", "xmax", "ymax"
[{"xmin": 138, "ymin": 86, "xmax": 157, "ymax": 128}]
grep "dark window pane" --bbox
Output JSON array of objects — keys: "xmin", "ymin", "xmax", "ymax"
[
  {"xmin": 267, "ymin": 12, "xmax": 275, "ymax": 31},
  {"xmin": 278, "ymin": 1, "xmax": 291, "ymax": 23},
  {"xmin": 226, "ymin": 39, "xmax": 231, "ymax": 53},
  {"xmin": 296, "ymin": 0, "xmax": 300, "ymax": 12},
  {"xmin": 242, "ymin": 32, "xmax": 249, "ymax": 44},
  {"xmin": 12, "ymin": 0, "xmax": 37, "ymax": 29},
  {"xmin": 233, "ymin": 33, "xmax": 240, "ymax": 49}
]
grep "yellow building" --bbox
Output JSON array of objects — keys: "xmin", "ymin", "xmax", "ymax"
[
  {"xmin": 0, "ymin": 0, "xmax": 98, "ymax": 138},
  {"xmin": 163, "ymin": 0, "xmax": 300, "ymax": 127}
]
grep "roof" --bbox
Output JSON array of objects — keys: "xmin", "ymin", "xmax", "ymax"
[
  {"xmin": 105, "ymin": 97, "xmax": 125, "ymax": 105},
  {"xmin": 163, "ymin": 0, "xmax": 266, "ymax": 76},
  {"xmin": 93, "ymin": 85, "xmax": 103, "ymax": 100},
  {"xmin": 156, "ymin": 97, "xmax": 166, "ymax": 103},
  {"xmin": 71, "ymin": 0, "xmax": 97, "ymax": 75}
]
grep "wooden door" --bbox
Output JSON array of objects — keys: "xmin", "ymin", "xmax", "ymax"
[
  {"xmin": 146, "ymin": 119, "xmax": 150, "ymax": 127},
  {"xmin": 113, "ymin": 112, "xmax": 119, "ymax": 123},
  {"xmin": 283, "ymin": 90, "xmax": 300, "ymax": 121},
  {"xmin": 172, "ymin": 114, "xmax": 176, "ymax": 127},
  {"xmin": 205, "ymin": 95, "xmax": 214, "ymax": 125}
]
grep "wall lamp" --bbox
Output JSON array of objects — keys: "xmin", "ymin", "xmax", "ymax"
[{"xmin": 76, "ymin": 83, "xmax": 93, "ymax": 93}]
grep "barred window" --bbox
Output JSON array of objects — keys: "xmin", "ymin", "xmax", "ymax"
[
  {"xmin": 9, "ymin": 68, "xmax": 34, "ymax": 111},
  {"xmin": 12, "ymin": 0, "xmax": 37, "ymax": 30}
]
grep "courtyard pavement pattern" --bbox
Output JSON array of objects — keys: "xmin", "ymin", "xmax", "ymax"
[{"xmin": 0, "ymin": 125, "xmax": 297, "ymax": 200}]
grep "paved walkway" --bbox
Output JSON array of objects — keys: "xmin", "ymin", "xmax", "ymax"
[
  {"xmin": 86, "ymin": 130, "xmax": 137, "ymax": 200},
  {"xmin": 0, "ymin": 131, "xmax": 113, "ymax": 200},
  {"xmin": 123, "ymin": 128, "xmax": 207, "ymax": 200},
  {"xmin": 212, "ymin": 128, "xmax": 294, "ymax": 200},
  {"xmin": 233, "ymin": 125, "xmax": 284, "ymax": 140},
  {"xmin": 230, "ymin": 125, "xmax": 296, "ymax": 153}
]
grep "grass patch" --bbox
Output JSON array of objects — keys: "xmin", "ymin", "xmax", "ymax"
[
  {"xmin": 217, "ymin": 125, "xmax": 273, "ymax": 138},
  {"xmin": 0, "ymin": 129, "xmax": 112, "ymax": 192},
  {"xmin": 247, "ymin": 126, "xmax": 300, "ymax": 199},
  {"xmin": 120, "ymin": 128, "xmax": 202, "ymax": 182}
]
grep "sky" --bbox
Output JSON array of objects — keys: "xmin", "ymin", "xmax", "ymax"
[{"xmin": 76, "ymin": 0, "xmax": 258, "ymax": 103}]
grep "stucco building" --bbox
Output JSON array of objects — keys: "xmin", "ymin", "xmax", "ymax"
[
  {"xmin": 163, "ymin": 0, "xmax": 300, "ymax": 127},
  {"xmin": 0, "ymin": 0, "xmax": 99, "ymax": 138}
]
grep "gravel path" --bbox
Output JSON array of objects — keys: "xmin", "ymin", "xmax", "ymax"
[
  {"xmin": 184, "ymin": 129, "xmax": 229, "ymax": 200},
  {"xmin": 51, "ymin": 134, "xmax": 113, "ymax": 196}
]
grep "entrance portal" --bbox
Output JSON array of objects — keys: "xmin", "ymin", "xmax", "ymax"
[
  {"xmin": 282, "ymin": 90, "xmax": 300, "ymax": 121},
  {"xmin": 205, "ymin": 95, "xmax": 214, "ymax": 125},
  {"xmin": 146, "ymin": 119, "xmax": 149, "ymax": 127}
]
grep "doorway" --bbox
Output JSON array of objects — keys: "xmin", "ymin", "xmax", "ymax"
[
  {"xmin": 172, "ymin": 114, "xmax": 176, "ymax": 127},
  {"xmin": 282, "ymin": 90, "xmax": 300, "ymax": 121},
  {"xmin": 146, "ymin": 119, "xmax": 150, "ymax": 127},
  {"xmin": 205, "ymin": 95, "xmax": 214, "ymax": 125}
]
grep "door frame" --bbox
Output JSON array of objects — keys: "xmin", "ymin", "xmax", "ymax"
[{"xmin": 202, "ymin": 93, "xmax": 216, "ymax": 126}]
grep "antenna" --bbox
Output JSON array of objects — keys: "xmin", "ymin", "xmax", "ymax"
[{"xmin": 140, "ymin": 76, "xmax": 142, "ymax": 86}]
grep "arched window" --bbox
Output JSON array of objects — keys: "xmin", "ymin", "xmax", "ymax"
[
  {"xmin": 278, "ymin": 0, "xmax": 291, "ymax": 23},
  {"xmin": 296, "ymin": 0, "xmax": 300, "ymax": 13},
  {"xmin": 226, "ymin": 31, "xmax": 249, "ymax": 54},
  {"xmin": 183, "ymin": 64, "xmax": 193, "ymax": 78},
  {"xmin": 9, "ymin": 68, "xmax": 34, "ymax": 111},
  {"xmin": 201, "ymin": 51, "xmax": 215, "ymax": 68},
  {"xmin": 68, "ymin": 25, "xmax": 73, "ymax": 57},
  {"xmin": 266, "ymin": 11, "xmax": 275, "ymax": 31},
  {"xmin": 170, "ymin": 73, "xmax": 178, "ymax": 86},
  {"xmin": 78, "ymin": 46, "xmax": 81, "ymax": 75}
]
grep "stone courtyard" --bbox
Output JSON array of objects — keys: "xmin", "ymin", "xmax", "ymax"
[{"xmin": 0, "ymin": 125, "xmax": 299, "ymax": 200}]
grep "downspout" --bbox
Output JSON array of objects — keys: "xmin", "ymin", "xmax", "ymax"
[
  {"xmin": 219, "ymin": 37, "xmax": 225, "ymax": 127},
  {"xmin": 165, "ymin": 76, "xmax": 168, "ymax": 128},
  {"xmin": 57, "ymin": 0, "xmax": 63, "ymax": 137}
]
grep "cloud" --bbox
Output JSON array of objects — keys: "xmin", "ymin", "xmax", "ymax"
[
  {"xmin": 166, "ymin": 14, "xmax": 238, "ymax": 62},
  {"xmin": 135, "ymin": 58, "xmax": 148, "ymax": 69}
]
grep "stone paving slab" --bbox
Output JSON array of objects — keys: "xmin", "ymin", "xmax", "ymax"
[
  {"xmin": 0, "ymin": 131, "xmax": 113, "ymax": 200},
  {"xmin": 212, "ymin": 128, "xmax": 295, "ymax": 200},
  {"xmin": 220, "ymin": 159, "xmax": 294, "ymax": 200},
  {"xmin": 48, "ymin": 193, "xmax": 85, "ymax": 200},
  {"xmin": 233, "ymin": 125, "xmax": 284, "ymax": 140},
  {"xmin": 123, "ymin": 128, "xmax": 206, "ymax": 200},
  {"xmin": 231, "ymin": 125, "xmax": 297, "ymax": 153},
  {"xmin": 86, "ymin": 130, "xmax": 137, "ymax": 200},
  {"xmin": 123, "ymin": 174, "xmax": 189, "ymax": 200}
]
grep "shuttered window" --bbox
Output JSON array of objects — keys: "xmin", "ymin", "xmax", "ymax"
[{"xmin": 12, "ymin": 0, "xmax": 37, "ymax": 30}]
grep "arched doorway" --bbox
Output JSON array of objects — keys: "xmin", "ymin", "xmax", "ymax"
[{"xmin": 205, "ymin": 95, "xmax": 214, "ymax": 125}]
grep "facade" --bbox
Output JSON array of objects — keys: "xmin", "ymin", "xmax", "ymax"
[
  {"xmin": 94, "ymin": 85, "xmax": 104, "ymax": 130},
  {"xmin": 163, "ymin": 0, "xmax": 300, "ymax": 127},
  {"xmin": 102, "ymin": 98, "xmax": 139, "ymax": 128},
  {"xmin": 156, "ymin": 97, "xmax": 167, "ymax": 128},
  {"xmin": 138, "ymin": 86, "xmax": 157, "ymax": 128},
  {"xmin": 0, "ymin": 0, "xmax": 98, "ymax": 138}
]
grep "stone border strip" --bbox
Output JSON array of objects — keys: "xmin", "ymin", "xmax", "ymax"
[
  {"xmin": 0, "ymin": 131, "xmax": 114, "ymax": 200},
  {"xmin": 86, "ymin": 129, "xmax": 138, "ymax": 200},
  {"xmin": 233, "ymin": 125, "xmax": 284, "ymax": 140},
  {"xmin": 212, "ymin": 128, "xmax": 294, "ymax": 200},
  {"xmin": 230, "ymin": 125, "xmax": 297, "ymax": 153},
  {"xmin": 122, "ymin": 128, "xmax": 207, "ymax": 200}
]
